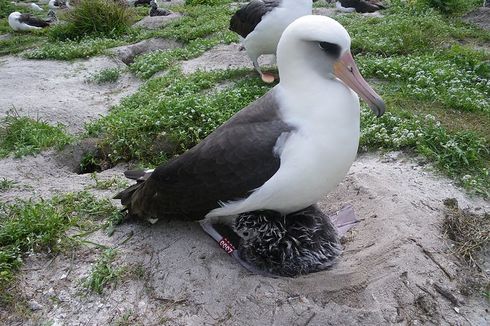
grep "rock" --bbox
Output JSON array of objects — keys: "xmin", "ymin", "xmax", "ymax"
[
  {"xmin": 132, "ymin": 13, "xmax": 182, "ymax": 30},
  {"xmin": 28, "ymin": 300, "xmax": 43, "ymax": 311},
  {"xmin": 111, "ymin": 38, "xmax": 182, "ymax": 65},
  {"xmin": 312, "ymin": 7, "xmax": 337, "ymax": 17}
]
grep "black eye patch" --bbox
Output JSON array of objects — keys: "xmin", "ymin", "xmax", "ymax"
[{"xmin": 319, "ymin": 42, "xmax": 341, "ymax": 59}]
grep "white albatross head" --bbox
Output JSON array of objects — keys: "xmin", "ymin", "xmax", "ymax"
[{"xmin": 277, "ymin": 15, "xmax": 385, "ymax": 117}]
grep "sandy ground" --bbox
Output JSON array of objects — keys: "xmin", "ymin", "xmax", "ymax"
[
  {"xmin": 1, "ymin": 152, "xmax": 489, "ymax": 326},
  {"xmin": 1, "ymin": 7, "xmax": 489, "ymax": 326},
  {"xmin": 0, "ymin": 56, "xmax": 141, "ymax": 133}
]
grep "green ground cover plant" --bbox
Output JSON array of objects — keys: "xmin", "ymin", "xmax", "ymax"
[
  {"xmin": 358, "ymin": 49, "xmax": 490, "ymax": 113},
  {"xmin": 0, "ymin": 178, "xmax": 16, "ymax": 192},
  {"xmin": 49, "ymin": 0, "xmax": 136, "ymax": 41},
  {"xmin": 416, "ymin": 0, "xmax": 482, "ymax": 15},
  {"xmin": 0, "ymin": 114, "xmax": 72, "ymax": 158},
  {"xmin": 0, "ymin": 0, "xmax": 15, "ymax": 19},
  {"xmin": 15, "ymin": 2, "xmax": 236, "ymax": 61},
  {"xmin": 86, "ymin": 68, "xmax": 269, "ymax": 165},
  {"xmin": 88, "ymin": 67, "xmax": 121, "ymax": 84},
  {"xmin": 82, "ymin": 248, "xmax": 122, "ymax": 294},
  {"xmin": 0, "ymin": 191, "xmax": 122, "ymax": 303},
  {"xmin": 360, "ymin": 107, "xmax": 489, "ymax": 196}
]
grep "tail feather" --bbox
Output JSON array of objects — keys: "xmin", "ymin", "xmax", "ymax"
[
  {"xmin": 114, "ymin": 182, "xmax": 142, "ymax": 206},
  {"xmin": 124, "ymin": 168, "xmax": 154, "ymax": 181},
  {"xmin": 124, "ymin": 169, "xmax": 146, "ymax": 180}
]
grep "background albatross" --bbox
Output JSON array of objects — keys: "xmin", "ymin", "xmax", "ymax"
[
  {"xmin": 229, "ymin": 0, "xmax": 316, "ymax": 83},
  {"xmin": 116, "ymin": 15, "xmax": 385, "ymax": 257}
]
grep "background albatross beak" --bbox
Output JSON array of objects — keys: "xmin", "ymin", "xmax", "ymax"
[{"xmin": 333, "ymin": 52, "xmax": 385, "ymax": 117}]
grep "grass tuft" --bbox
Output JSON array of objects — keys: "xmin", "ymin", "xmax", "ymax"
[
  {"xmin": 88, "ymin": 68, "xmax": 121, "ymax": 84},
  {"xmin": 82, "ymin": 248, "xmax": 122, "ymax": 294},
  {"xmin": 0, "ymin": 192, "xmax": 122, "ymax": 303},
  {"xmin": 0, "ymin": 178, "xmax": 16, "ymax": 192},
  {"xmin": 89, "ymin": 172, "xmax": 127, "ymax": 190},
  {"xmin": 49, "ymin": 0, "xmax": 136, "ymax": 41},
  {"xmin": 0, "ymin": 114, "xmax": 72, "ymax": 158}
]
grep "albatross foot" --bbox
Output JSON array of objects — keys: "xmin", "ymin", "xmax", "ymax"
[{"xmin": 260, "ymin": 72, "xmax": 276, "ymax": 84}]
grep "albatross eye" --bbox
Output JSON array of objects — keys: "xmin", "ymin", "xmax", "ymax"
[{"xmin": 319, "ymin": 42, "xmax": 341, "ymax": 59}]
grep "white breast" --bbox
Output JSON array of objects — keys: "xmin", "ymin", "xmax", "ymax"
[{"xmin": 207, "ymin": 80, "xmax": 361, "ymax": 218}]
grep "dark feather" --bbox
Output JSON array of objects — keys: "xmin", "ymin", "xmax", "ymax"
[
  {"xmin": 233, "ymin": 205, "xmax": 341, "ymax": 277},
  {"xmin": 116, "ymin": 90, "xmax": 294, "ymax": 220},
  {"xmin": 124, "ymin": 169, "xmax": 147, "ymax": 181},
  {"xmin": 134, "ymin": 0, "xmax": 151, "ymax": 6},
  {"xmin": 339, "ymin": 0, "xmax": 386, "ymax": 13},
  {"xmin": 18, "ymin": 14, "xmax": 50, "ymax": 28},
  {"xmin": 229, "ymin": 0, "xmax": 281, "ymax": 38}
]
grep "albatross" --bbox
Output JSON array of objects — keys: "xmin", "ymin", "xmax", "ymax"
[
  {"xmin": 229, "ymin": 0, "xmax": 316, "ymax": 83},
  {"xmin": 116, "ymin": 15, "xmax": 385, "ymax": 269},
  {"xmin": 335, "ymin": 0, "xmax": 386, "ymax": 13},
  {"xmin": 8, "ymin": 11, "xmax": 52, "ymax": 31}
]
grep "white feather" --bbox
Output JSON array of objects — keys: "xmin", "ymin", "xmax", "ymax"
[{"xmin": 336, "ymin": 1, "xmax": 356, "ymax": 13}]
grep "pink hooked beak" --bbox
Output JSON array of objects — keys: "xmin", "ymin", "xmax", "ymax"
[{"xmin": 333, "ymin": 51, "xmax": 385, "ymax": 117}]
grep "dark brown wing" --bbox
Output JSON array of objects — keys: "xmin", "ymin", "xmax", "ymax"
[
  {"xmin": 116, "ymin": 90, "xmax": 293, "ymax": 221},
  {"xmin": 18, "ymin": 13, "xmax": 50, "ymax": 28},
  {"xmin": 229, "ymin": 0, "xmax": 281, "ymax": 38}
]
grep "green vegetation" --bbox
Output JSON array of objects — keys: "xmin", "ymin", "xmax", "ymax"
[
  {"xmin": 417, "ymin": 0, "xmax": 482, "ymax": 15},
  {"xmin": 130, "ymin": 36, "xmax": 221, "ymax": 79},
  {"xmin": 0, "ymin": 34, "xmax": 44, "ymax": 56},
  {"xmin": 360, "ymin": 107, "xmax": 489, "ymax": 195},
  {"xmin": 113, "ymin": 310, "xmax": 138, "ymax": 326},
  {"xmin": 49, "ymin": 0, "xmax": 136, "ymax": 41},
  {"xmin": 86, "ymin": 68, "xmax": 269, "ymax": 165},
  {"xmin": 0, "ymin": 178, "xmax": 16, "ymax": 192},
  {"xmin": 0, "ymin": 115, "xmax": 72, "ymax": 158},
  {"xmin": 89, "ymin": 67, "xmax": 121, "ymax": 84},
  {"xmin": 0, "ymin": 0, "xmax": 15, "ymax": 19},
  {"xmin": 89, "ymin": 172, "xmax": 127, "ymax": 190},
  {"xmin": 0, "ymin": 192, "xmax": 122, "ymax": 302},
  {"xmin": 358, "ymin": 48, "xmax": 490, "ymax": 113},
  {"xmin": 82, "ymin": 248, "xmax": 123, "ymax": 294},
  {"xmin": 12, "ymin": 2, "xmax": 236, "ymax": 61},
  {"xmin": 185, "ymin": 0, "xmax": 227, "ymax": 6}
]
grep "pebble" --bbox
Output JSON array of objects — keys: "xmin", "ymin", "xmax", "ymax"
[{"xmin": 28, "ymin": 300, "xmax": 43, "ymax": 311}]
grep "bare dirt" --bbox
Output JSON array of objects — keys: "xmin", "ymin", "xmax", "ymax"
[
  {"xmin": 463, "ymin": 8, "xmax": 490, "ymax": 32},
  {"xmin": 0, "ymin": 56, "xmax": 141, "ymax": 133},
  {"xmin": 1, "ymin": 9, "xmax": 489, "ymax": 326}
]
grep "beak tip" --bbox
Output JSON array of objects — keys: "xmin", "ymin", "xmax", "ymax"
[{"xmin": 372, "ymin": 99, "xmax": 386, "ymax": 118}]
